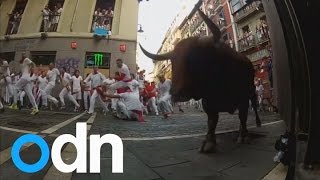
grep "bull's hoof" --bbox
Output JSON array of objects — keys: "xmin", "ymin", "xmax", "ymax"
[{"xmin": 199, "ymin": 141, "xmax": 217, "ymax": 153}]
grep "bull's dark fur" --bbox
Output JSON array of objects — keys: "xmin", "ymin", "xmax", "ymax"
[{"xmin": 140, "ymin": 9, "xmax": 261, "ymax": 153}]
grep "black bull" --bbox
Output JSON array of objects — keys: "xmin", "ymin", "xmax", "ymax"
[{"xmin": 140, "ymin": 9, "xmax": 261, "ymax": 153}]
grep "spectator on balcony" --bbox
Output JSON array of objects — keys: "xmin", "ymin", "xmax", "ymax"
[
  {"xmin": 261, "ymin": 20, "xmax": 269, "ymax": 39},
  {"xmin": 8, "ymin": 11, "xmax": 20, "ymax": 34},
  {"xmin": 256, "ymin": 25, "xmax": 262, "ymax": 42},
  {"xmin": 42, "ymin": 6, "xmax": 51, "ymax": 32},
  {"xmin": 94, "ymin": 8, "xmax": 102, "ymax": 20},
  {"xmin": 106, "ymin": 7, "xmax": 114, "ymax": 24},
  {"xmin": 256, "ymin": 79, "xmax": 264, "ymax": 111},
  {"xmin": 51, "ymin": 3, "xmax": 63, "ymax": 32},
  {"xmin": 100, "ymin": 9, "xmax": 107, "ymax": 25},
  {"xmin": 248, "ymin": 30, "xmax": 253, "ymax": 46},
  {"xmin": 243, "ymin": 31, "xmax": 249, "ymax": 46}
]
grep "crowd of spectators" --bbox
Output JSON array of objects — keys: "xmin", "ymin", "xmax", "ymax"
[{"xmin": 91, "ymin": 7, "xmax": 114, "ymax": 34}]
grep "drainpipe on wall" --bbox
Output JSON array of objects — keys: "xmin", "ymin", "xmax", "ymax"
[
  {"xmin": 227, "ymin": 0, "xmax": 239, "ymax": 51},
  {"xmin": 70, "ymin": 0, "xmax": 80, "ymax": 32}
]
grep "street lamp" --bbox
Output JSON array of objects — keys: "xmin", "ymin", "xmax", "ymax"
[{"xmin": 138, "ymin": 24, "xmax": 144, "ymax": 33}]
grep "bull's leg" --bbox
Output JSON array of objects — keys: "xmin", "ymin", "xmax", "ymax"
[
  {"xmin": 200, "ymin": 112, "xmax": 219, "ymax": 153},
  {"xmin": 237, "ymin": 105, "xmax": 250, "ymax": 144}
]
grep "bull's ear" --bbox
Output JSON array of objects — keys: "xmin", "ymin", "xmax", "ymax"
[
  {"xmin": 139, "ymin": 44, "xmax": 173, "ymax": 61},
  {"xmin": 197, "ymin": 9, "xmax": 221, "ymax": 43}
]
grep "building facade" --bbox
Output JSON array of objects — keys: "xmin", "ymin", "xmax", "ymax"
[
  {"xmin": 228, "ymin": 0, "xmax": 273, "ymax": 98},
  {"xmin": 152, "ymin": 5, "xmax": 192, "ymax": 81},
  {"xmin": 0, "ymin": 0, "xmax": 139, "ymax": 77},
  {"xmin": 204, "ymin": 0, "xmax": 236, "ymax": 49},
  {"xmin": 153, "ymin": 0, "xmax": 236, "ymax": 79}
]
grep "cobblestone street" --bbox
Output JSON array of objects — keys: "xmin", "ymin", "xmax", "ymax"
[{"xmin": 0, "ymin": 106, "xmax": 284, "ymax": 180}]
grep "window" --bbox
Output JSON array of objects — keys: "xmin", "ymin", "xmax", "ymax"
[
  {"xmin": 40, "ymin": 0, "xmax": 65, "ymax": 32},
  {"xmin": 6, "ymin": 0, "xmax": 28, "ymax": 35},
  {"xmin": 218, "ymin": 9, "xmax": 225, "ymax": 19},
  {"xmin": 242, "ymin": 25, "xmax": 250, "ymax": 33},
  {"xmin": 85, "ymin": 52, "xmax": 111, "ymax": 69},
  {"xmin": 223, "ymin": 33, "xmax": 230, "ymax": 41},
  {"xmin": 30, "ymin": 51, "xmax": 56, "ymax": 66},
  {"xmin": 0, "ymin": 52, "xmax": 15, "ymax": 63},
  {"xmin": 230, "ymin": 0, "xmax": 241, "ymax": 13},
  {"xmin": 91, "ymin": 0, "xmax": 115, "ymax": 34}
]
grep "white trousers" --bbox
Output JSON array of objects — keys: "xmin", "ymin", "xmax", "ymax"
[
  {"xmin": 83, "ymin": 90, "xmax": 91, "ymax": 111},
  {"xmin": 116, "ymin": 100, "xmax": 139, "ymax": 120},
  {"xmin": 147, "ymin": 97, "xmax": 158, "ymax": 114},
  {"xmin": 72, "ymin": 89, "xmax": 82, "ymax": 100},
  {"xmin": 42, "ymin": 83, "xmax": 59, "ymax": 106},
  {"xmin": 196, "ymin": 99, "xmax": 203, "ymax": 111},
  {"xmin": 105, "ymin": 99, "xmax": 117, "ymax": 111},
  {"xmin": 19, "ymin": 91, "xmax": 26, "ymax": 106},
  {"xmin": 158, "ymin": 94, "xmax": 172, "ymax": 114},
  {"xmin": 88, "ymin": 90, "xmax": 108, "ymax": 114},
  {"xmin": 59, "ymin": 87, "xmax": 80, "ymax": 107},
  {"xmin": 14, "ymin": 78, "xmax": 38, "ymax": 109},
  {"xmin": 111, "ymin": 98, "xmax": 118, "ymax": 110},
  {"xmin": 6, "ymin": 84, "xmax": 14, "ymax": 98}
]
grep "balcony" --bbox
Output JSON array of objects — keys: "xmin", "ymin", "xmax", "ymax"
[
  {"xmin": 217, "ymin": 19, "xmax": 227, "ymax": 31},
  {"xmin": 214, "ymin": 0, "xmax": 223, "ymax": 12},
  {"xmin": 234, "ymin": 1, "xmax": 263, "ymax": 23},
  {"xmin": 91, "ymin": 14, "xmax": 113, "ymax": 34},
  {"xmin": 189, "ymin": 17, "xmax": 203, "ymax": 34},
  {"xmin": 5, "ymin": 13, "xmax": 23, "ymax": 35},
  {"xmin": 40, "ymin": 14, "xmax": 61, "ymax": 32},
  {"xmin": 238, "ymin": 29, "xmax": 270, "ymax": 52}
]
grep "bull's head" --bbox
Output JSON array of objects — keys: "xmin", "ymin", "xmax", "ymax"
[{"xmin": 140, "ymin": 9, "xmax": 222, "ymax": 101}]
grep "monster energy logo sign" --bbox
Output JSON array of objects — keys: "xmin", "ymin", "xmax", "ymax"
[{"xmin": 94, "ymin": 54, "xmax": 103, "ymax": 66}]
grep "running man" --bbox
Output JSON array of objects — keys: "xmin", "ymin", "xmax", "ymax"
[{"xmin": 10, "ymin": 53, "xmax": 39, "ymax": 115}]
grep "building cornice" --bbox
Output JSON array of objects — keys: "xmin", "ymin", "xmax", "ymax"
[{"xmin": 0, "ymin": 33, "xmax": 137, "ymax": 42}]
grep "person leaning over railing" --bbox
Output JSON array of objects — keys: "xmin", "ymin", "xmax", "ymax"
[{"xmin": 42, "ymin": 6, "xmax": 51, "ymax": 32}]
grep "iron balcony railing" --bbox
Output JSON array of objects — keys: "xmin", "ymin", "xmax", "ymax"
[
  {"xmin": 91, "ymin": 14, "xmax": 113, "ymax": 33},
  {"xmin": 238, "ymin": 30, "xmax": 270, "ymax": 51},
  {"xmin": 41, "ymin": 14, "xmax": 61, "ymax": 32},
  {"xmin": 189, "ymin": 17, "xmax": 204, "ymax": 34},
  {"xmin": 234, "ymin": 1, "xmax": 263, "ymax": 22},
  {"xmin": 6, "ymin": 13, "xmax": 23, "ymax": 35}
]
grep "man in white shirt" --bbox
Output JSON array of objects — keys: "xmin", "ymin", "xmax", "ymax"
[
  {"xmin": 0, "ymin": 61, "xmax": 14, "ymax": 104},
  {"xmin": 10, "ymin": 53, "xmax": 39, "ymax": 115},
  {"xmin": 36, "ymin": 71, "xmax": 48, "ymax": 106},
  {"xmin": 136, "ymin": 70, "xmax": 145, "ymax": 89},
  {"xmin": 157, "ymin": 75, "xmax": 172, "ymax": 118},
  {"xmin": 103, "ymin": 76, "xmax": 116, "ymax": 112},
  {"xmin": 42, "ymin": 63, "xmax": 60, "ymax": 109},
  {"xmin": 104, "ymin": 86, "xmax": 145, "ymax": 122},
  {"xmin": 71, "ymin": 70, "xmax": 83, "ymax": 109},
  {"xmin": 109, "ymin": 59, "xmax": 132, "ymax": 90},
  {"xmin": 59, "ymin": 68, "xmax": 80, "ymax": 110},
  {"xmin": 83, "ymin": 66, "xmax": 109, "ymax": 114},
  {"xmin": 42, "ymin": 6, "xmax": 50, "ymax": 32},
  {"xmin": 83, "ymin": 73, "xmax": 91, "ymax": 112},
  {"xmin": 0, "ymin": 60, "xmax": 8, "ymax": 113}
]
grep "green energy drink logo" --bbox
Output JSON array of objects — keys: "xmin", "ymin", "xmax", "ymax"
[{"xmin": 94, "ymin": 54, "xmax": 103, "ymax": 66}]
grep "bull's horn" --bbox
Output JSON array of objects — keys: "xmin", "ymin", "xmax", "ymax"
[
  {"xmin": 197, "ymin": 9, "xmax": 221, "ymax": 43},
  {"xmin": 139, "ymin": 44, "xmax": 173, "ymax": 61}
]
